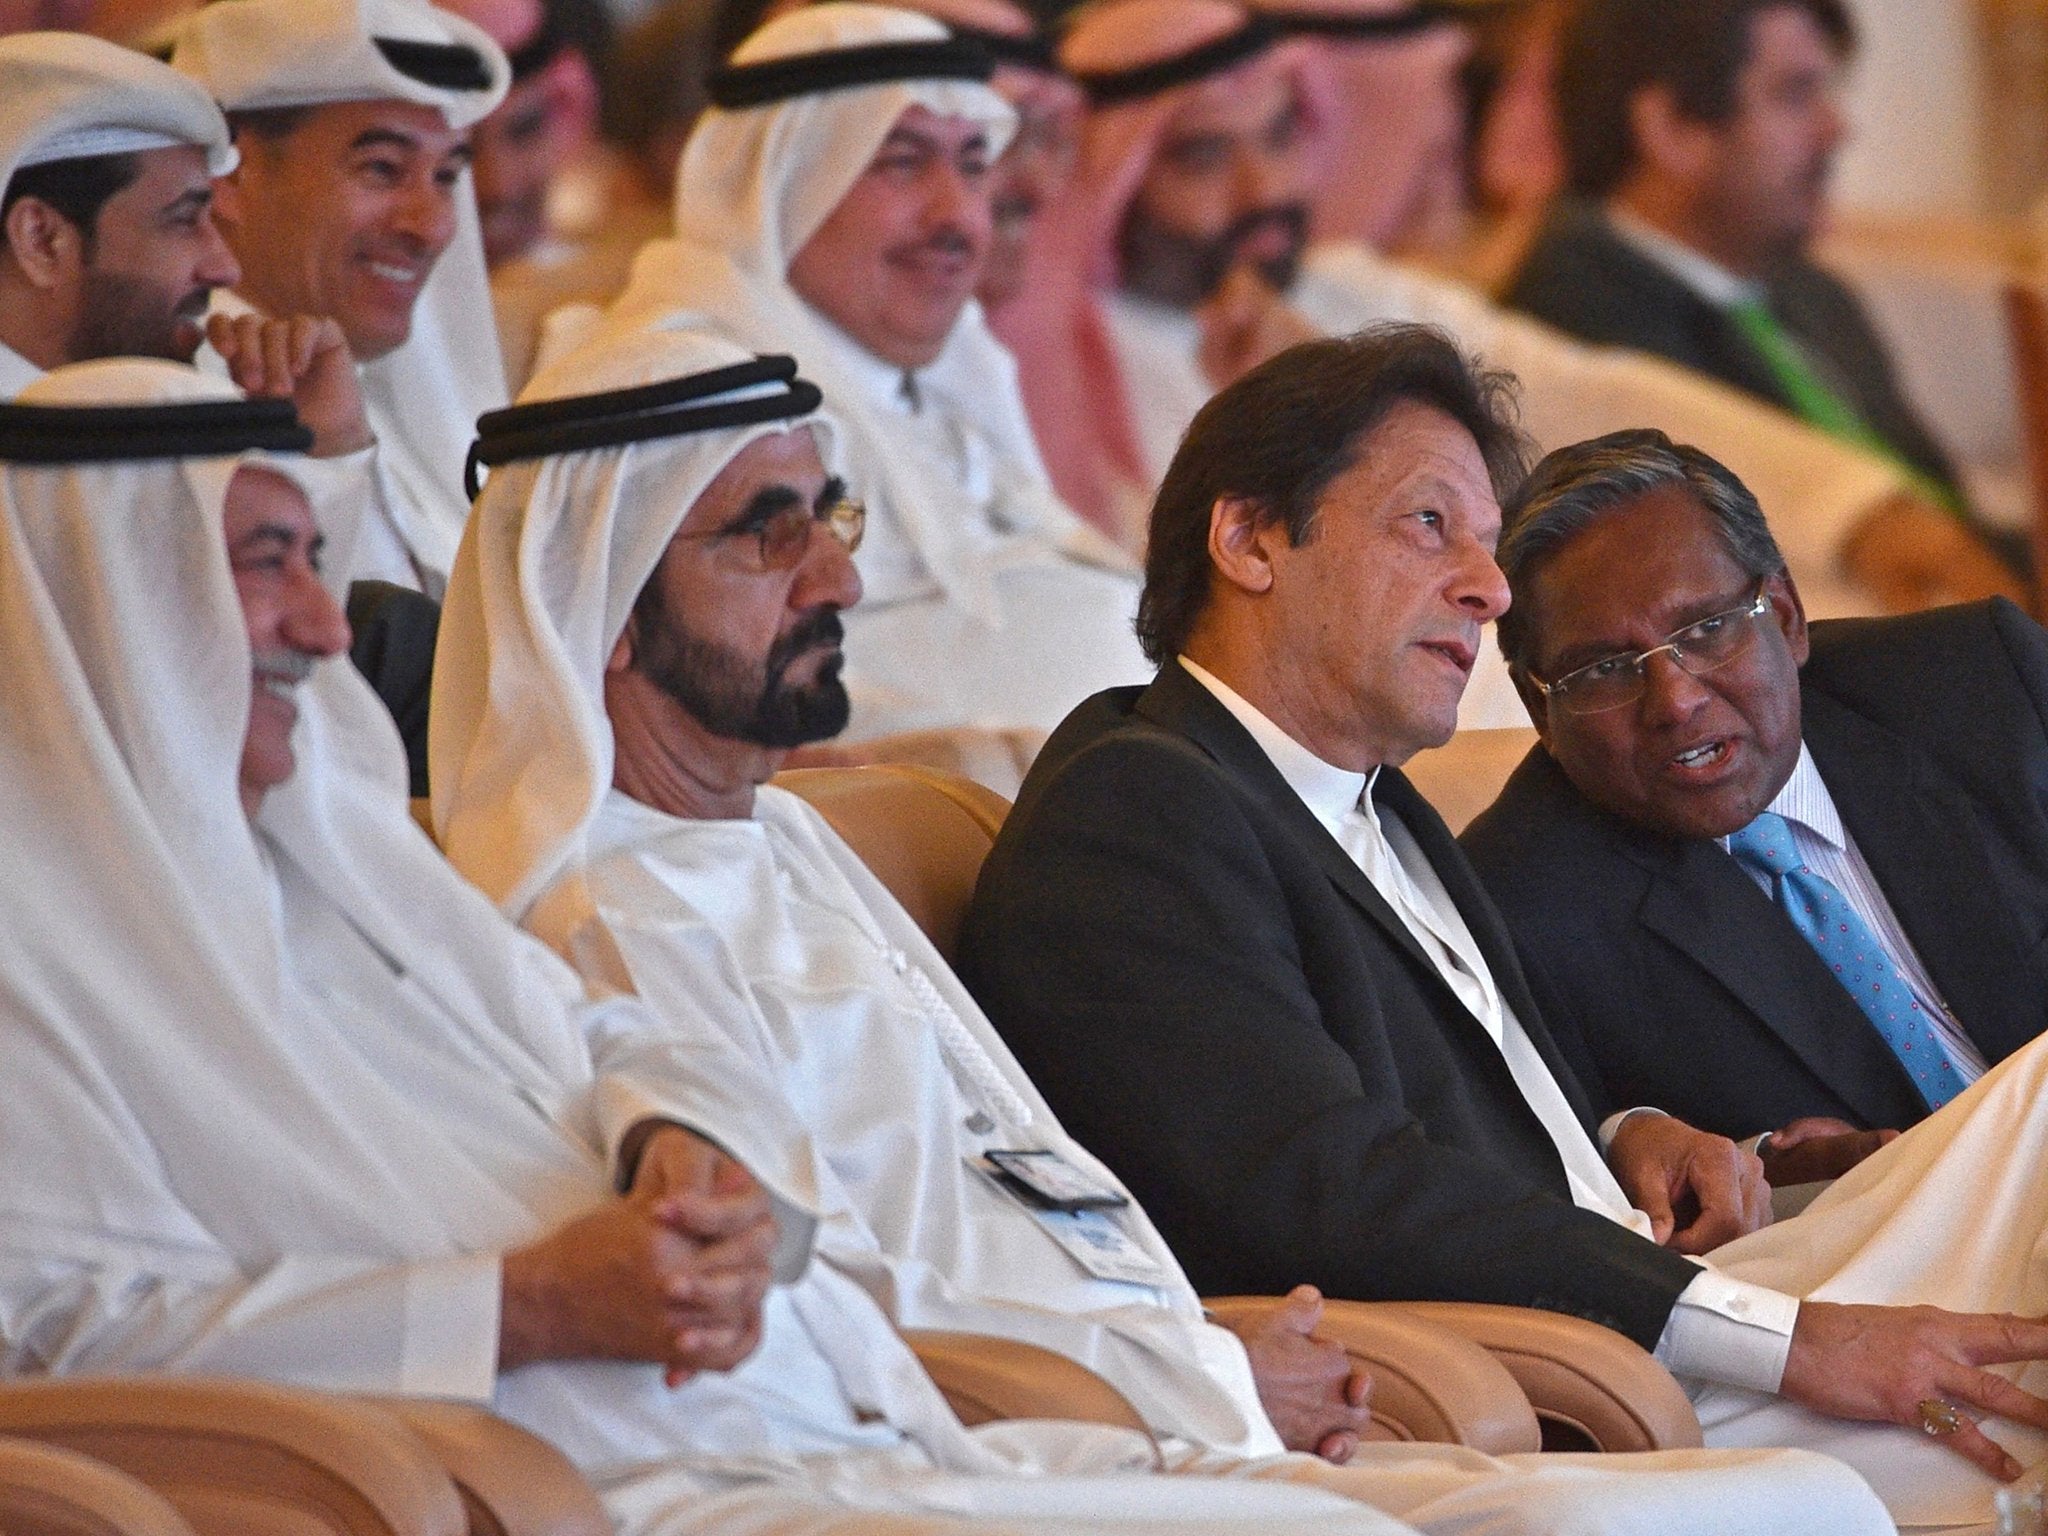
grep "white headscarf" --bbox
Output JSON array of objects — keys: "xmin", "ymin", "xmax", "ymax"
[
  {"xmin": 430, "ymin": 326, "xmax": 843, "ymax": 943},
  {"xmin": 0, "ymin": 31, "xmax": 234, "ymax": 195},
  {"xmin": 601, "ymin": 4, "xmax": 1083, "ymax": 618},
  {"xmin": 173, "ymin": 0, "xmax": 512, "ymax": 588},
  {"xmin": 0, "ymin": 357, "xmax": 813, "ymax": 1285}
]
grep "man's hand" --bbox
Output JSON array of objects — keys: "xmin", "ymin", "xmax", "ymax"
[
  {"xmin": 1607, "ymin": 1112, "xmax": 1770, "ymax": 1253},
  {"xmin": 1196, "ymin": 266, "xmax": 1319, "ymax": 391},
  {"xmin": 1222, "ymin": 1285, "xmax": 1373, "ymax": 1463},
  {"xmin": 1758, "ymin": 1117, "xmax": 1899, "ymax": 1187},
  {"xmin": 1842, "ymin": 495, "xmax": 2028, "ymax": 613},
  {"xmin": 1782, "ymin": 1301, "xmax": 2048, "ymax": 1482},
  {"xmin": 500, "ymin": 1125, "xmax": 778, "ymax": 1385},
  {"xmin": 205, "ymin": 313, "xmax": 373, "ymax": 458}
]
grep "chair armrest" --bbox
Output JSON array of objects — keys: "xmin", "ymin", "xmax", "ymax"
[
  {"xmin": 1201, "ymin": 1297, "xmax": 1541, "ymax": 1455},
  {"xmin": 0, "ymin": 1377, "xmax": 468, "ymax": 1535},
  {"xmin": 901, "ymin": 1329, "xmax": 1152, "ymax": 1435},
  {"xmin": 1372, "ymin": 1302, "xmax": 1704, "ymax": 1451},
  {"xmin": 0, "ymin": 1436, "xmax": 198, "ymax": 1536},
  {"xmin": 359, "ymin": 1398, "xmax": 608, "ymax": 1536}
]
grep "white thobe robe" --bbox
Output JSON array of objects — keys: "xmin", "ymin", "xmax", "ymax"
[
  {"xmin": 515, "ymin": 785, "xmax": 1898, "ymax": 1535},
  {"xmin": 0, "ymin": 340, "xmax": 41, "ymax": 397},
  {"xmin": 784, "ymin": 320, "xmax": 1155, "ymax": 745}
]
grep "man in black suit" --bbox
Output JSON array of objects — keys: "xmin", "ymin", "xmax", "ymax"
[
  {"xmin": 1462, "ymin": 428, "xmax": 2048, "ymax": 1178},
  {"xmin": 959, "ymin": 325, "xmax": 2048, "ymax": 1498},
  {"xmin": 1502, "ymin": 0, "xmax": 2022, "ymax": 591}
]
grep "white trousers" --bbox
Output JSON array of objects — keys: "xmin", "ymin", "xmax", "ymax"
[
  {"xmin": 1700, "ymin": 1027, "xmax": 2048, "ymax": 1530},
  {"xmin": 600, "ymin": 1420, "xmax": 1890, "ymax": 1536}
]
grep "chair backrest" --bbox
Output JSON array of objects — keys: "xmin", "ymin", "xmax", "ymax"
[
  {"xmin": 2004, "ymin": 279, "xmax": 2048, "ymax": 622},
  {"xmin": 771, "ymin": 765, "xmax": 1011, "ymax": 965}
]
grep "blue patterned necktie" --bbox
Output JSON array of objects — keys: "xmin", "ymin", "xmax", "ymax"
[{"xmin": 1728, "ymin": 811, "xmax": 1969, "ymax": 1111}]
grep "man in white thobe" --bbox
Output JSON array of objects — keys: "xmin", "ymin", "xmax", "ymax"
[
  {"xmin": 425, "ymin": 318, "xmax": 1897, "ymax": 1532},
  {"xmin": 989, "ymin": 0, "xmax": 2022, "ymax": 656},
  {"xmin": 171, "ymin": 0, "xmax": 514, "ymax": 596},
  {"xmin": 0, "ymin": 355, "xmax": 1527, "ymax": 1536},
  {"xmin": 581, "ymin": 3, "xmax": 1153, "ymax": 753}
]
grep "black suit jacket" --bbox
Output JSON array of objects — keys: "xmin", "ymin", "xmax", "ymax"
[
  {"xmin": 1462, "ymin": 602, "xmax": 2048, "ymax": 1139},
  {"xmin": 959, "ymin": 660, "xmax": 1701, "ymax": 1351},
  {"xmin": 1505, "ymin": 199, "xmax": 1960, "ymax": 495}
]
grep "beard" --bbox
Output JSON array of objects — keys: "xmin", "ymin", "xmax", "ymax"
[
  {"xmin": 70, "ymin": 267, "xmax": 208, "ymax": 363},
  {"xmin": 637, "ymin": 605, "xmax": 852, "ymax": 749},
  {"xmin": 1117, "ymin": 201, "xmax": 1310, "ymax": 309}
]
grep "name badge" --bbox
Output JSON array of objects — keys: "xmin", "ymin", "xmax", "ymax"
[{"xmin": 971, "ymin": 1152, "xmax": 1168, "ymax": 1287}]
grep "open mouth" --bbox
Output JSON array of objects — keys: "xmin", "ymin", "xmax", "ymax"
[{"xmin": 1666, "ymin": 738, "xmax": 1736, "ymax": 779}]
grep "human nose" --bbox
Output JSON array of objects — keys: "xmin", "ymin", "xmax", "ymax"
[
  {"xmin": 1452, "ymin": 539, "xmax": 1511, "ymax": 623},
  {"xmin": 792, "ymin": 520, "xmax": 863, "ymax": 613},
  {"xmin": 931, "ymin": 163, "xmax": 992, "ymax": 242},
  {"xmin": 1636, "ymin": 647, "xmax": 1712, "ymax": 724},
  {"xmin": 282, "ymin": 566, "xmax": 353, "ymax": 659},
  {"xmin": 197, "ymin": 212, "xmax": 242, "ymax": 288},
  {"xmin": 395, "ymin": 173, "xmax": 459, "ymax": 256}
]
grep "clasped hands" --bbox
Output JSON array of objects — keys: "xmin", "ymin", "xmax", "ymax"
[
  {"xmin": 499, "ymin": 1122, "xmax": 778, "ymax": 1386},
  {"xmin": 1222, "ymin": 1285, "xmax": 1374, "ymax": 1464}
]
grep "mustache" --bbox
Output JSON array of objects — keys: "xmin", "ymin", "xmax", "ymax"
[
  {"xmin": 251, "ymin": 648, "xmax": 319, "ymax": 685},
  {"xmin": 902, "ymin": 226, "xmax": 977, "ymax": 261},
  {"xmin": 1218, "ymin": 203, "xmax": 1309, "ymax": 265},
  {"xmin": 765, "ymin": 608, "xmax": 845, "ymax": 677}
]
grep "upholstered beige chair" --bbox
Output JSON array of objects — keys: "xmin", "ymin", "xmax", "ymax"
[{"xmin": 773, "ymin": 762, "xmax": 1703, "ymax": 1455}]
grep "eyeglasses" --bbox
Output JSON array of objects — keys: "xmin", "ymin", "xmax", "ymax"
[
  {"xmin": 681, "ymin": 495, "xmax": 865, "ymax": 571},
  {"xmin": 1529, "ymin": 585, "xmax": 1773, "ymax": 716}
]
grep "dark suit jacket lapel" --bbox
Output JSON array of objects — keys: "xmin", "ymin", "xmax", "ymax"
[
  {"xmin": 1133, "ymin": 663, "xmax": 1441, "ymax": 983},
  {"xmin": 1573, "ymin": 211, "xmax": 1791, "ymax": 410},
  {"xmin": 1622, "ymin": 820, "xmax": 1918, "ymax": 1126},
  {"xmin": 1805, "ymin": 691, "xmax": 2037, "ymax": 1064},
  {"xmin": 1376, "ymin": 769, "xmax": 1605, "ymax": 1130}
]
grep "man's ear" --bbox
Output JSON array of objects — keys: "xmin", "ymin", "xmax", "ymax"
[
  {"xmin": 2, "ymin": 197, "xmax": 83, "ymax": 290},
  {"xmin": 1509, "ymin": 665, "xmax": 1551, "ymax": 744},
  {"xmin": 1627, "ymin": 82, "xmax": 1717, "ymax": 187},
  {"xmin": 1769, "ymin": 568, "xmax": 1811, "ymax": 666},
  {"xmin": 1206, "ymin": 494, "xmax": 1280, "ymax": 597}
]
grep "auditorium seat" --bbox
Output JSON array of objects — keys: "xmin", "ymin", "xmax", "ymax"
[
  {"xmin": 772, "ymin": 763, "xmax": 1705, "ymax": 1454},
  {"xmin": 0, "ymin": 1436, "xmax": 199, "ymax": 1536}
]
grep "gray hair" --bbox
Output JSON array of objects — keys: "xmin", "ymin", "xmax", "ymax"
[{"xmin": 1495, "ymin": 428, "xmax": 1785, "ymax": 672}]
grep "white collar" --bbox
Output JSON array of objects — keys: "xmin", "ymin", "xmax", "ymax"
[
  {"xmin": 801, "ymin": 306, "xmax": 923, "ymax": 417},
  {"xmin": 1721, "ymin": 741, "xmax": 1842, "ymax": 852},
  {"xmin": 1180, "ymin": 656, "xmax": 1374, "ymax": 836},
  {"xmin": 1605, "ymin": 203, "xmax": 1764, "ymax": 310}
]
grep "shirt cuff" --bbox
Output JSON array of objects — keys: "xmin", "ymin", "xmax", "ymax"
[
  {"xmin": 398, "ymin": 1252, "xmax": 502, "ymax": 1400},
  {"xmin": 1598, "ymin": 1106, "xmax": 1668, "ymax": 1153},
  {"xmin": 1653, "ymin": 1267, "xmax": 1800, "ymax": 1393}
]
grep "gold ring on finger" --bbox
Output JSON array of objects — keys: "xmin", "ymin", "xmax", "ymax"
[{"xmin": 1917, "ymin": 1398, "xmax": 1967, "ymax": 1437}]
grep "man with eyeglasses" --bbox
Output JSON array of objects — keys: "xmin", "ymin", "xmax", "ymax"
[
  {"xmin": 965, "ymin": 327, "xmax": 2048, "ymax": 1525},
  {"xmin": 1461, "ymin": 426, "xmax": 2048, "ymax": 1185}
]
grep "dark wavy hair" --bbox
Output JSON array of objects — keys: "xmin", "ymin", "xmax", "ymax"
[{"xmin": 1136, "ymin": 325, "xmax": 1528, "ymax": 666}]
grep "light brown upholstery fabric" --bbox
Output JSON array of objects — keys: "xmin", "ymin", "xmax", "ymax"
[
  {"xmin": 0, "ymin": 1378, "xmax": 465, "ymax": 1536},
  {"xmin": 1203, "ymin": 1299, "xmax": 1541, "ymax": 1455},
  {"xmin": 0, "ymin": 1436, "xmax": 199, "ymax": 1536},
  {"xmin": 1399, "ymin": 728, "xmax": 1540, "ymax": 836},
  {"xmin": 902, "ymin": 1331, "xmax": 1154, "ymax": 1440}
]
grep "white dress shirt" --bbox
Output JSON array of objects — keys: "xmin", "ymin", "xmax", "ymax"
[
  {"xmin": 1724, "ymin": 743, "xmax": 1988, "ymax": 1083},
  {"xmin": 1180, "ymin": 657, "xmax": 1802, "ymax": 1394},
  {"xmin": 1603, "ymin": 206, "xmax": 1764, "ymax": 310}
]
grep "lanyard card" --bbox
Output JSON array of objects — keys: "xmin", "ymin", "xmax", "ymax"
[{"xmin": 984, "ymin": 1148, "xmax": 1130, "ymax": 1211}]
